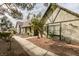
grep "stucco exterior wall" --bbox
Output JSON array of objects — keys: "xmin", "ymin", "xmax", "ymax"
[{"xmin": 47, "ymin": 7, "xmax": 79, "ymax": 44}]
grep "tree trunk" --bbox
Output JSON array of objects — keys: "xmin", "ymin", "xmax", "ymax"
[
  {"xmin": 41, "ymin": 33, "xmax": 43, "ymax": 38},
  {"xmin": 40, "ymin": 31, "xmax": 43, "ymax": 38},
  {"xmin": 34, "ymin": 29, "xmax": 39, "ymax": 36}
]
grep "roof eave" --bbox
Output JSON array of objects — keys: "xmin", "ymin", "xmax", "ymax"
[{"xmin": 56, "ymin": 4, "xmax": 79, "ymax": 17}]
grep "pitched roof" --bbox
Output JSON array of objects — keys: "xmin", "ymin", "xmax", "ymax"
[
  {"xmin": 40, "ymin": 4, "xmax": 54, "ymax": 24},
  {"xmin": 22, "ymin": 20, "xmax": 31, "ymax": 27},
  {"xmin": 56, "ymin": 3, "xmax": 79, "ymax": 17},
  {"xmin": 16, "ymin": 21, "xmax": 23, "ymax": 28}
]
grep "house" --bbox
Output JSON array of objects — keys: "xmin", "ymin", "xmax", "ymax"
[
  {"xmin": 16, "ymin": 21, "xmax": 23, "ymax": 34},
  {"xmin": 42, "ymin": 3, "xmax": 79, "ymax": 44},
  {"xmin": 16, "ymin": 20, "xmax": 33, "ymax": 35},
  {"xmin": 21, "ymin": 20, "xmax": 33, "ymax": 35}
]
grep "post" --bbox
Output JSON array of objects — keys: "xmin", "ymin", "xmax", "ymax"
[
  {"xmin": 60, "ymin": 23, "xmax": 62, "ymax": 40},
  {"xmin": 47, "ymin": 24, "xmax": 49, "ymax": 38}
]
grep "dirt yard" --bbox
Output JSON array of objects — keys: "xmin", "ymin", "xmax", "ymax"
[
  {"xmin": 27, "ymin": 36, "xmax": 79, "ymax": 56},
  {"xmin": 0, "ymin": 39, "xmax": 29, "ymax": 56}
]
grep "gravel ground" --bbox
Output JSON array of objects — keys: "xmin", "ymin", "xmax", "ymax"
[{"xmin": 27, "ymin": 37, "xmax": 79, "ymax": 56}]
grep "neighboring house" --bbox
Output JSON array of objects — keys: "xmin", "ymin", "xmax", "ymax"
[
  {"xmin": 16, "ymin": 20, "xmax": 33, "ymax": 35},
  {"xmin": 16, "ymin": 21, "xmax": 23, "ymax": 34},
  {"xmin": 42, "ymin": 3, "xmax": 79, "ymax": 44},
  {"xmin": 21, "ymin": 20, "xmax": 33, "ymax": 35}
]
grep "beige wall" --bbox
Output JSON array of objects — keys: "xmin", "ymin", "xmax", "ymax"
[{"xmin": 47, "ymin": 7, "xmax": 79, "ymax": 44}]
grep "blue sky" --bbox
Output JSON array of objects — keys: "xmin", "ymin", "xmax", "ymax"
[{"xmin": 58, "ymin": 3, "xmax": 79, "ymax": 14}]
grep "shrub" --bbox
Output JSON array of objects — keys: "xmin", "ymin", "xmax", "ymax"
[
  {"xmin": 0, "ymin": 31, "xmax": 11, "ymax": 41},
  {"xmin": 48, "ymin": 32, "xmax": 54, "ymax": 38}
]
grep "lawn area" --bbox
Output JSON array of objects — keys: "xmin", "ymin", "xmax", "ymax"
[{"xmin": 26, "ymin": 36, "xmax": 79, "ymax": 56}]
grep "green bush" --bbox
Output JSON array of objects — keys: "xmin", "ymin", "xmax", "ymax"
[
  {"xmin": 0, "ymin": 32, "xmax": 11, "ymax": 41},
  {"xmin": 48, "ymin": 32, "xmax": 54, "ymax": 38}
]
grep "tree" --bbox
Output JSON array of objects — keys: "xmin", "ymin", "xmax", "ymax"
[
  {"xmin": 36, "ymin": 12, "xmax": 42, "ymax": 18},
  {"xmin": 31, "ymin": 17, "xmax": 44, "ymax": 37},
  {"xmin": 0, "ymin": 16, "xmax": 13, "ymax": 31},
  {"xmin": 0, "ymin": 3, "xmax": 36, "ymax": 20},
  {"xmin": 15, "ymin": 3, "xmax": 36, "ymax": 10},
  {"xmin": 4, "ymin": 3, "xmax": 23, "ymax": 19},
  {"xmin": 0, "ymin": 16, "xmax": 14, "ymax": 53},
  {"xmin": 27, "ymin": 13, "xmax": 30, "ymax": 20},
  {"xmin": 0, "ymin": 16, "xmax": 7, "ymax": 31}
]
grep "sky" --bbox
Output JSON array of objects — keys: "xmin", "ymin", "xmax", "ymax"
[
  {"xmin": 22, "ymin": 3, "xmax": 49, "ymax": 21},
  {"xmin": 58, "ymin": 3, "xmax": 79, "ymax": 14},
  {"xmin": 0, "ymin": 3, "xmax": 49, "ymax": 26}
]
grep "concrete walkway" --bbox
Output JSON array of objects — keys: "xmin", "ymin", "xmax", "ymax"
[{"xmin": 13, "ymin": 35, "xmax": 57, "ymax": 56}]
